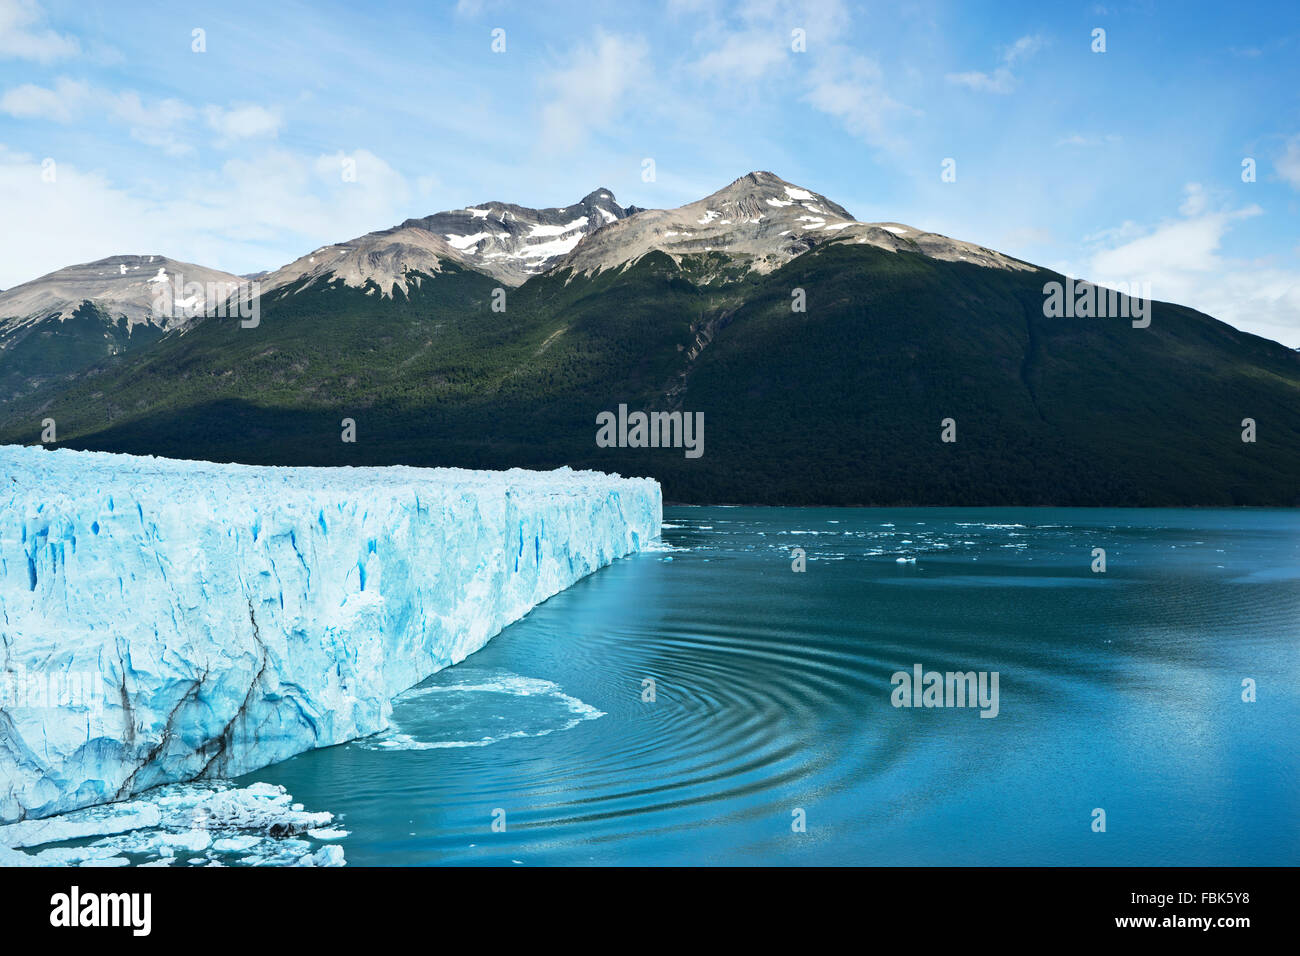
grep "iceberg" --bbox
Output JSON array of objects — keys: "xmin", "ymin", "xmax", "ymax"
[{"xmin": 0, "ymin": 446, "xmax": 661, "ymax": 823}]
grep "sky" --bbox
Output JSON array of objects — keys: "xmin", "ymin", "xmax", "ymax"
[{"xmin": 1, "ymin": 0, "xmax": 1298, "ymax": 345}]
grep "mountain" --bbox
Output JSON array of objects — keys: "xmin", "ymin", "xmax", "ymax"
[
  {"xmin": 1, "ymin": 173, "xmax": 1296, "ymax": 506},
  {"xmin": 557, "ymin": 171, "xmax": 1031, "ymax": 280},
  {"xmin": 258, "ymin": 188, "xmax": 633, "ymax": 296},
  {"xmin": 0, "ymin": 254, "xmax": 246, "ymax": 401}
]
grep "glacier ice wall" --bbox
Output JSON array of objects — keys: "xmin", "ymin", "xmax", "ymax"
[{"xmin": 0, "ymin": 446, "xmax": 660, "ymax": 823}]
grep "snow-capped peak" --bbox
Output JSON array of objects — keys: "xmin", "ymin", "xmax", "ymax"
[
  {"xmin": 553, "ymin": 171, "xmax": 1033, "ymax": 280},
  {"xmin": 260, "ymin": 189, "xmax": 634, "ymax": 295}
]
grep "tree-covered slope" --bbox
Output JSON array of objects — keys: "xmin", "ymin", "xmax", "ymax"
[{"xmin": 2, "ymin": 242, "xmax": 1296, "ymax": 505}]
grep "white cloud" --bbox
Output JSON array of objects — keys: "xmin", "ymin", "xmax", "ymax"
[
  {"xmin": 0, "ymin": 0, "xmax": 79, "ymax": 62},
  {"xmin": 1277, "ymin": 135, "xmax": 1300, "ymax": 190},
  {"xmin": 1, "ymin": 78, "xmax": 289, "ymax": 155},
  {"xmin": 1002, "ymin": 34, "xmax": 1045, "ymax": 66},
  {"xmin": 947, "ymin": 33, "xmax": 1045, "ymax": 95},
  {"xmin": 538, "ymin": 30, "xmax": 650, "ymax": 153},
  {"xmin": 946, "ymin": 68, "xmax": 1015, "ymax": 94},
  {"xmin": 106, "ymin": 91, "xmax": 195, "ymax": 156},
  {"xmin": 204, "ymin": 104, "xmax": 282, "ymax": 141},
  {"xmin": 0, "ymin": 77, "xmax": 89, "ymax": 122},
  {"xmin": 0, "ymin": 145, "xmax": 415, "ymax": 288},
  {"xmin": 680, "ymin": 0, "xmax": 908, "ymax": 153},
  {"xmin": 0, "ymin": 77, "xmax": 194, "ymax": 154},
  {"xmin": 213, "ymin": 148, "xmax": 412, "ymax": 244},
  {"xmin": 1074, "ymin": 189, "xmax": 1300, "ymax": 346},
  {"xmin": 1178, "ymin": 182, "xmax": 1207, "ymax": 217},
  {"xmin": 688, "ymin": 0, "xmax": 850, "ymax": 83},
  {"xmin": 805, "ymin": 53, "xmax": 913, "ymax": 152},
  {"xmin": 0, "ymin": 146, "xmax": 168, "ymax": 284},
  {"xmin": 694, "ymin": 30, "xmax": 788, "ymax": 81},
  {"xmin": 1055, "ymin": 132, "xmax": 1121, "ymax": 147}
]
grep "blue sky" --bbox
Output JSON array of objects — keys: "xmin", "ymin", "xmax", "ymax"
[{"xmin": 2, "ymin": 0, "xmax": 1298, "ymax": 344}]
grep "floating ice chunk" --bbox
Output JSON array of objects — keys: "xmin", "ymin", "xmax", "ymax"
[
  {"xmin": 307, "ymin": 828, "xmax": 350, "ymax": 841},
  {"xmin": 0, "ymin": 781, "xmax": 348, "ymax": 867},
  {"xmin": 213, "ymin": 836, "xmax": 260, "ymax": 852},
  {"xmin": 306, "ymin": 845, "xmax": 345, "ymax": 867}
]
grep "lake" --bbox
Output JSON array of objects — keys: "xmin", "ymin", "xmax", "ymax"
[{"xmin": 247, "ymin": 507, "xmax": 1300, "ymax": 865}]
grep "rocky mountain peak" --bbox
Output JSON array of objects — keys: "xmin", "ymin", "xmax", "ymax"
[
  {"xmin": 261, "ymin": 188, "xmax": 636, "ymax": 295},
  {"xmin": 0, "ymin": 255, "xmax": 247, "ymax": 332},
  {"xmin": 554, "ymin": 172, "xmax": 1033, "ymax": 280}
]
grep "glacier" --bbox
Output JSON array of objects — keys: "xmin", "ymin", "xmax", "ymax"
[{"xmin": 0, "ymin": 445, "xmax": 661, "ymax": 823}]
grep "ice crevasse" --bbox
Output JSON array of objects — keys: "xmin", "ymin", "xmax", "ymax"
[{"xmin": 0, "ymin": 446, "xmax": 661, "ymax": 823}]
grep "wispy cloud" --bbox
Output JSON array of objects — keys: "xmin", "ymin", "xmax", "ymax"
[
  {"xmin": 1055, "ymin": 132, "xmax": 1122, "ymax": 147},
  {"xmin": 204, "ymin": 104, "xmax": 282, "ymax": 141},
  {"xmin": 680, "ymin": 0, "xmax": 910, "ymax": 152},
  {"xmin": 693, "ymin": 28, "xmax": 789, "ymax": 81},
  {"xmin": 0, "ymin": 76, "xmax": 88, "ymax": 122},
  {"xmin": 1076, "ymin": 185, "xmax": 1300, "ymax": 346},
  {"xmin": 538, "ymin": 30, "xmax": 650, "ymax": 153},
  {"xmin": 1277, "ymin": 135, "xmax": 1300, "ymax": 190},
  {"xmin": 947, "ymin": 33, "xmax": 1046, "ymax": 94},
  {"xmin": 1, "ymin": 77, "xmax": 286, "ymax": 155},
  {"xmin": 804, "ymin": 52, "xmax": 914, "ymax": 153},
  {"xmin": 0, "ymin": 143, "xmax": 416, "ymax": 285},
  {"xmin": 107, "ymin": 90, "xmax": 195, "ymax": 156},
  {"xmin": 0, "ymin": 0, "xmax": 78, "ymax": 63}
]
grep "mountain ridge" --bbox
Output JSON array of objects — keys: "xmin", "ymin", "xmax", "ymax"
[
  {"xmin": 0, "ymin": 254, "xmax": 246, "ymax": 332},
  {"xmin": 2, "ymin": 171, "xmax": 1040, "ymax": 323},
  {"xmin": 2, "ymin": 170, "xmax": 1296, "ymax": 508}
]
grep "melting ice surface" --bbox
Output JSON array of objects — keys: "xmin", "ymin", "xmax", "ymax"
[
  {"xmin": 0, "ymin": 445, "xmax": 660, "ymax": 824},
  {"xmin": 357, "ymin": 669, "xmax": 605, "ymax": 751},
  {"xmin": 0, "ymin": 781, "xmax": 346, "ymax": 867}
]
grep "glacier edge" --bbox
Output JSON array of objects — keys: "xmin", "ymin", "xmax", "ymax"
[{"xmin": 0, "ymin": 446, "xmax": 661, "ymax": 823}]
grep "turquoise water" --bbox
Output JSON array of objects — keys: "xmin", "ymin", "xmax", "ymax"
[{"xmin": 247, "ymin": 507, "xmax": 1300, "ymax": 865}]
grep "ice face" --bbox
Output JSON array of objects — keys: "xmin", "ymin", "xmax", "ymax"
[{"xmin": 0, "ymin": 446, "xmax": 661, "ymax": 823}]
